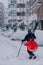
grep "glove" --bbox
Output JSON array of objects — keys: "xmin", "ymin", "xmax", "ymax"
[{"xmin": 31, "ymin": 39, "xmax": 34, "ymax": 41}]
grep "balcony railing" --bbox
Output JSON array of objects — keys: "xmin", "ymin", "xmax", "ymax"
[
  {"xmin": 17, "ymin": 4, "xmax": 25, "ymax": 8},
  {"xmin": 31, "ymin": 0, "xmax": 42, "ymax": 9}
]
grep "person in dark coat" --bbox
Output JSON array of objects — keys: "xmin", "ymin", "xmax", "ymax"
[{"xmin": 22, "ymin": 29, "xmax": 37, "ymax": 59}]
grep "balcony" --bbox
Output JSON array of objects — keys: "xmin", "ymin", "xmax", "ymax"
[
  {"xmin": 17, "ymin": 4, "xmax": 25, "ymax": 8},
  {"xmin": 31, "ymin": 0, "xmax": 42, "ymax": 9}
]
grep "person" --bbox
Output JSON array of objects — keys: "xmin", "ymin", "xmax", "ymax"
[{"xmin": 22, "ymin": 29, "xmax": 37, "ymax": 59}]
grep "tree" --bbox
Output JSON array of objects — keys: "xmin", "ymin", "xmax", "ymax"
[
  {"xmin": 13, "ymin": 23, "xmax": 18, "ymax": 32},
  {"xmin": 19, "ymin": 22, "xmax": 25, "ymax": 30}
]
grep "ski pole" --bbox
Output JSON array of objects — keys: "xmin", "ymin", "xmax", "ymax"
[
  {"xmin": 33, "ymin": 22, "xmax": 38, "ymax": 32},
  {"xmin": 17, "ymin": 43, "xmax": 23, "ymax": 58}
]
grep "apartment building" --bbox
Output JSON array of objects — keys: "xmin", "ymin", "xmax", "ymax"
[
  {"xmin": 8, "ymin": 0, "xmax": 17, "ymax": 24},
  {"xmin": 17, "ymin": 0, "xmax": 25, "ymax": 22},
  {"xmin": 0, "ymin": 2, "xmax": 5, "ymax": 27},
  {"xmin": 8, "ymin": 0, "xmax": 30, "ymax": 23},
  {"xmin": 4, "ymin": 7, "xmax": 8, "ymax": 24},
  {"xmin": 30, "ymin": 0, "xmax": 43, "ymax": 29},
  {"xmin": 25, "ymin": 0, "xmax": 30, "ymax": 22}
]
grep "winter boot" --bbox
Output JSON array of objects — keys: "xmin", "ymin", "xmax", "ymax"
[
  {"xmin": 33, "ymin": 56, "xmax": 37, "ymax": 59},
  {"xmin": 29, "ymin": 56, "xmax": 32, "ymax": 59}
]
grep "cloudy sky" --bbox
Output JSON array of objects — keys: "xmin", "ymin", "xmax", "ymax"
[{"xmin": 0, "ymin": 0, "xmax": 8, "ymax": 8}]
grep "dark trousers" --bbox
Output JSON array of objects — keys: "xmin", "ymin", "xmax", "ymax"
[{"xmin": 27, "ymin": 49, "xmax": 35, "ymax": 56}]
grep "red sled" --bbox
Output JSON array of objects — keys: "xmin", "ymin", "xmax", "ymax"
[{"xmin": 25, "ymin": 40, "xmax": 38, "ymax": 52}]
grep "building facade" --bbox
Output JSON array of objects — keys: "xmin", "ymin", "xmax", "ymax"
[
  {"xmin": 25, "ymin": 0, "xmax": 30, "ymax": 22},
  {"xmin": 17, "ymin": 0, "xmax": 25, "ymax": 22},
  {"xmin": 30, "ymin": 0, "xmax": 43, "ymax": 29},
  {"xmin": 8, "ymin": 0, "xmax": 30, "ymax": 23},
  {"xmin": 4, "ymin": 7, "xmax": 8, "ymax": 24},
  {"xmin": 17, "ymin": 0, "xmax": 30, "ymax": 22},
  {"xmin": 8, "ymin": 0, "xmax": 17, "ymax": 24},
  {"xmin": 0, "ymin": 2, "xmax": 5, "ymax": 27}
]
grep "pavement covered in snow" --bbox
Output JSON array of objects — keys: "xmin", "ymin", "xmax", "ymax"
[{"xmin": 0, "ymin": 29, "xmax": 43, "ymax": 65}]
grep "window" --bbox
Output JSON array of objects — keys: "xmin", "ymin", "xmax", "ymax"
[
  {"xmin": 17, "ymin": 4, "xmax": 25, "ymax": 8},
  {"xmin": 25, "ymin": 1, "xmax": 30, "ymax": 16},
  {"xmin": 10, "ymin": 19, "xmax": 16, "ymax": 22},
  {"xmin": 8, "ymin": 10, "xmax": 16, "ymax": 16},
  {"xmin": 8, "ymin": 20, "xmax": 10, "ymax": 23},
  {"xmin": 21, "ymin": 12, "xmax": 25, "ymax": 16},
  {"xmin": 17, "ymin": 12, "xmax": 21, "ymax": 16},
  {"xmin": 8, "ymin": 1, "xmax": 16, "ymax": 8},
  {"xmin": 11, "ymin": 1, "xmax": 16, "ymax": 4},
  {"xmin": 8, "ymin": 4, "xmax": 16, "ymax": 8},
  {"xmin": 17, "ymin": 12, "xmax": 25, "ymax": 16}
]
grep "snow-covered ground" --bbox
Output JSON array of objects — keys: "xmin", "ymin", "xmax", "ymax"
[
  {"xmin": 1, "ymin": 29, "xmax": 43, "ymax": 45},
  {"xmin": 0, "ymin": 29, "xmax": 43, "ymax": 65}
]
